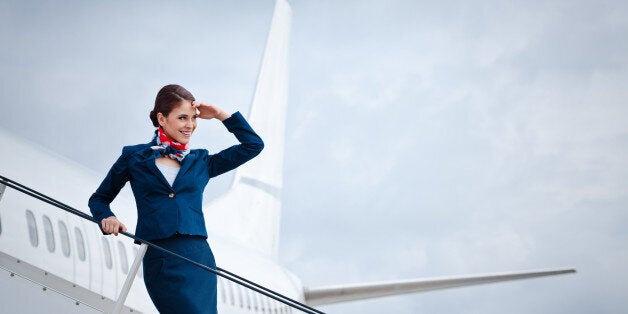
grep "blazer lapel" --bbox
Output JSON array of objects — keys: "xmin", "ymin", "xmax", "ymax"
[
  {"xmin": 136, "ymin": 146, "xmax": 172, "ymax": 189},
  {"xmin": 172, "ymin": 151, "xmax": 196, "ymax": 188}
]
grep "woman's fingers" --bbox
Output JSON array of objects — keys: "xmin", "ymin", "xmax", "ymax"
[
  {"xmin": 192, "ymin": 100, "xmax": 208, "ymax": 108},
  {"xmin": 103, "ymin": 221, "xmax": 112, "ymax": 234},
  {"xmin": 101, "ymin": 217, "xmax": 125, "ymax": 236},
  {"xmin": 111, "ymin": 221, "xmax": 122, "ymax": 236},
  {"xmin": 193, "ymin": 101, "xmax": 214, "ymax": 109},
  {"xmin": 191, "ymin": 101, "xmax": 226, "ymax": 120}
]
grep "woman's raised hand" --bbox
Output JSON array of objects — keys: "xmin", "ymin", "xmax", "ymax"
[
  {"xmin": 192, "ymin": 101, "xmax": 231, "ymax": 121},
  {"xmin": 101, "ymin": 216, "xmax": 127, "ymax": 236}
]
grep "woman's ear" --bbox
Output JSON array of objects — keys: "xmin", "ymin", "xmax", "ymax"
[{"xmin": 157, "ymin": 112, "xmax": 166, "ymax": 126}]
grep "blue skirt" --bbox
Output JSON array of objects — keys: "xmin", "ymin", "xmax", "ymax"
[{"xmin": 143, "ymin": 234, "xmax": 217, "ymax": 314}]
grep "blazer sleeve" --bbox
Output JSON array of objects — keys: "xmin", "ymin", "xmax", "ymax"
[
  {"xmin": 208, "ymin": 111, "xmax": 264, "ymax": 178},
  {"xmin": 88, "ymin": 146, "xmax": 132, "ymax": 225}
]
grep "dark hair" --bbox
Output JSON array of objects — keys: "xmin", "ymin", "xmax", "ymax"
[{"xmin": 149, "ymin": 84, "xmax": 196, "ymax": 127}]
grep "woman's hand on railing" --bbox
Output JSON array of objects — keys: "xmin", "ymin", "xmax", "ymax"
[{"xmin": 101, "ymin": 216, "xmax": 127, "ymax": 236}]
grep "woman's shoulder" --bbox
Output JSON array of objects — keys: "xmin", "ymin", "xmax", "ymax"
[
  {"xmin": 190, "ymin": 148, "xmax": 209, "ymax": 157},
  {"xmin": 122, "ymin": 142, "xmax": 152, "ymax": 154}
]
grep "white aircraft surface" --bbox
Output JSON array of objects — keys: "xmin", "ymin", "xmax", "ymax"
[{"xmin": 0, "ymin": 0, "xmax": 575, "ymax": 313}]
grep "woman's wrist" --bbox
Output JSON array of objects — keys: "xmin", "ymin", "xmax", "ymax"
[{"xmin": 216, "ymin": 111, "xmax": 231, "ymax": 121}]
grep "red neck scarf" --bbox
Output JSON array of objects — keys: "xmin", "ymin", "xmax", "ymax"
[
  {"xmin": 157, "ymin": 127, "xmax": 188, "ymax": 151},
  {"xmin": 151, "ymin": 127, "xmax": 190, "ymax": 161}
]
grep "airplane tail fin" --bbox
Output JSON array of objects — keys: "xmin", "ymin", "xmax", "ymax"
[
  {"xmin": 303, "ymin": 268, "xmax": 576, "ymax": 306},
  {"xmin": 203, "ymin": 0, "xmax": 291, "ymax": 259}
]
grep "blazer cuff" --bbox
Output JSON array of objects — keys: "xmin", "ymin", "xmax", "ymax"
[
  {"xmin": 95, "ymin": 211, "xmax": 116, "ymax": 223},
  {"xmin": 222, "ymin": 111, "xmax": 245, "ymax": 129}
]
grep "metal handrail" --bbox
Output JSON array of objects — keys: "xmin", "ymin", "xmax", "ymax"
[{"xmin": 0, "ymin": 175, "xmax": 324, "ymax": 314}]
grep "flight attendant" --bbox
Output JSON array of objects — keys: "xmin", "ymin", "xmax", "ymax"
[{"xmin": 88, "ymin": 84, "xmax": 264, "ymax": 313}]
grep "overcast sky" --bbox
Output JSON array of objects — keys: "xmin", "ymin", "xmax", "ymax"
[{"xmin": 1, "ymin": 0, "xmax": 627, "ymax": 313}]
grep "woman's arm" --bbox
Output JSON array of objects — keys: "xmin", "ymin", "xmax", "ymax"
[
  {"xmin": 193, "ymin": 102, "xmax": 264, "ymax": 178},
  {"xmin": 88, "ymin": 147, "xmax": 131, "ymax": 235}
]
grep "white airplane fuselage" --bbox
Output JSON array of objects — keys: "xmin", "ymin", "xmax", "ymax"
[{"xmin": 0, "ymin": 127, "xmax": 303, "ymax": 314}]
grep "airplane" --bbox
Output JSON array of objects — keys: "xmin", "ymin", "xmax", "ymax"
[{"xmin": 0, "ymin": 0, "xmax": 575, "ymax": 313}]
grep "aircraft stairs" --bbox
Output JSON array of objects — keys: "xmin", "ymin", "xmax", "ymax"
[
  {"xmin": 0, "ymin": 175, "xmax": 324, "ymax": 314},
  {"xmin": 0, "ymin": 249, "xmax": 136, "ymax": 313}
]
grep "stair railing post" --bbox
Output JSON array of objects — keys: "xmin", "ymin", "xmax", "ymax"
[{"xmin": 111, "ymin": 242, "xmax": 148, "ymax": 314}]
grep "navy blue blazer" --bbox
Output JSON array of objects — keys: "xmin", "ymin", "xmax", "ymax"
[{"xmin": 88, "ymin": 111, "xmax": 263, "ymax": 241}]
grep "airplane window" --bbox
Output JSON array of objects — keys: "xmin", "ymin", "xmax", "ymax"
[
  {"xmin": 266, "ymin": 297, "xmax": 272, "ymax": 314},
  {"xmin": 253, "ymin": 292, "xmax": 260, "ymax": 312},
  {"xmin": 117, "ymin": 241, "xmax": 129, "ymax": 275},
  {"xmin": 42, "ymin": 215, "xmax": 55, "ymax": 253},
  {"xmin": 237, "ymin": 284, "xmax": 244, "ymax": 308},
  {"xmin": 58, "ymin": 221, "xmax": 71, "ymax": 257},
  {"xmin": 261, "ymin": 297, "xmax": 268, "ymax": 313},
  {"xmin": 246, "ymin": 289, "xmax": 252, "ymax": 310},
  {"xmin": 102, "ymin": 238, "xmax": 113, "ymax": 269},
  {"xmin": 132, "ymin": 247, "xmax": 144, "ymax": 278},
  {"xmin": 26, "ymin": 210, "xmax": 38, "ymax": 247},
  {"xmin": 258, "ymin": 295, "xmax": 264, "ymax": 312},
  {"xmin": 74, "ymin": 227, "xmax": 86, "ymax": 261},
  {"xmin": 260, "ymin": 295, "xmax": 267, "ymax": 313},
  {"xmin": 268, "ymin": 298, "xmax": 274, "ymax": 314},
  {"xmin": 227, "ymin": 279, "xmax": 235, "ymax": 306},
  {"xmin": 218, "ymin": 278, "xmax": 226, "ymax": 304}
]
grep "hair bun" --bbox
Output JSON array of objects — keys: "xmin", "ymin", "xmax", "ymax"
[{"xmin": 149, "ymin": 109, "xmax": 158, "ymax": 127}]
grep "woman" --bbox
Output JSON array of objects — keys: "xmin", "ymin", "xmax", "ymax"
[{"xmin": 88, "ymin": 84, "xmax": 263, "ymax": 313}]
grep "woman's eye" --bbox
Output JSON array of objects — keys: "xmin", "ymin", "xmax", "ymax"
[{"xmin": 178, "ymin": 116, "xmax": 186, "ymax": 120}]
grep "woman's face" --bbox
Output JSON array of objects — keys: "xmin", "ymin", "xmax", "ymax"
[{"xmin": 157, "ymin": 100, "xmax": 198, "ymax": 144}]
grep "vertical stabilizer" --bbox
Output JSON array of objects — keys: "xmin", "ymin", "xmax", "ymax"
[{"xmin": 204, "ymin": 0, "xmax": 291, "ymax": 259}]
